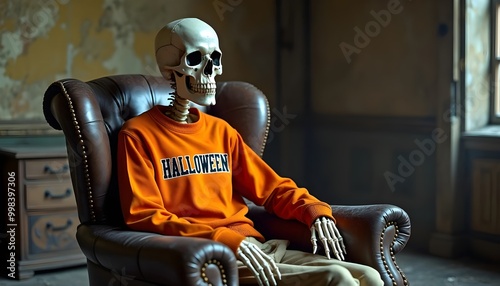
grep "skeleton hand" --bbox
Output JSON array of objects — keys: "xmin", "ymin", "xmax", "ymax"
[
  {"xmin": 310, "ymin": 217, "xmax": 347, "ymax": 260},
  {"xmin": 237, "ymin": 240, "xmax": 281, "ymax": 286}
]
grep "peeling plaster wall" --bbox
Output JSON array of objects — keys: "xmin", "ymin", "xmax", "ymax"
[
  {"xmin": 0, "ymin": 0, "xmax": 157, "ymax": 120},
  {"xmin": 0, "ymin": 0, "xmax": 275, "ymax": 121}
]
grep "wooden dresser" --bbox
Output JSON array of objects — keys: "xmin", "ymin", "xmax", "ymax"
[{"xmin": 0, "ymin": 141, "xmax": 85, "ymax": 279}]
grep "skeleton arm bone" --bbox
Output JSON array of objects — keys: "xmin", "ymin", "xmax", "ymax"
[
  {"xmin": 237, "ymin": 240, "xmax": 281, "ymax": 286},
  {"xmin": 310, "ymin": 217, "xmax": 347, "ymax": 260}
]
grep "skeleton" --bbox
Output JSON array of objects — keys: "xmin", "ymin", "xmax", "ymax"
[{"xmin": 155, "ymin": 18, "xmax": 346, "ymax": 286}]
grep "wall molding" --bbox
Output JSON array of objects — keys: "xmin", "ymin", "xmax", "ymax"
[
  {"xmin": 463, "ymin": 126, "xmax": 500, "ymax": 151},
  {"xmin": 306, "ymin": 114, "xmax": 437, "ymax": 134},
  {"xmin": 0, "ymin": 120, "xmax": 61, "ymax": 136}
]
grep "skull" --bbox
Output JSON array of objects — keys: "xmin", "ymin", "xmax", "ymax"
[{"xmin": 155, "ymin": 18, "xmax": 222, "ymax": 106}]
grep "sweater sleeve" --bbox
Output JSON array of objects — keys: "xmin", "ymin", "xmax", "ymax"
[
  {"xmin": 231, "ymin": 132, "xmax": 334, "ymax": 227},
  {"xmin": 117, "ymin": 130, "xmax": 246, "ymax": 253}
]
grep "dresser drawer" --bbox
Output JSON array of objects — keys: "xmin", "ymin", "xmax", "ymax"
[
  {"xmin": 24, "ymin": 159, "xmax": 70, "ymax": 180},
  {"xmin": 28, "ymin": 213, "xmax": 79, "ymax": 255},
  {"xmin": 25, "ymin": 182, "xmax": 76, "ymax": 210}
]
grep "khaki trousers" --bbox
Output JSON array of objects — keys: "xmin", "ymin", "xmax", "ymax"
[{"xmin": 238, "ymin": 238, "xmax": 384, "ymax": 286}]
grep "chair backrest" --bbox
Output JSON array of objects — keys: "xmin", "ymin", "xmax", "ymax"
[{"xmin": 43, "ymin": 74, "xmax": 270, "ymax": 225}]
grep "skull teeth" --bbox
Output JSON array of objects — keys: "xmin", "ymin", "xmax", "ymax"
[{"xmin": 189, "ymin": 83, "xmax": 216, "ymax": 94}]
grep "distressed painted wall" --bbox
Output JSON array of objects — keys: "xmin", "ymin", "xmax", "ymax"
[
  {"xmin": 300, "ymin": 0, "xmax": 451, "ymax": 251},
  {"xmin": 0, "ymin": 0, "xmax": 276, "ymax": 121},
  {"xmin": 311, "ymin": 0, "xmax": 437, "ymax": 117}
]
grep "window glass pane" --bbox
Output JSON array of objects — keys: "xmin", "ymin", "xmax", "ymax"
[
  {"xmin": 465, "ymin": 1, "xmax": 493, "ymax": 126},
  {"xmin": 497, "ymin": 4, "xmax": 500, "ymax": 58},
  {"xmin": 496, "ymin": 63, "xmax": 500, "ymax": 116}
]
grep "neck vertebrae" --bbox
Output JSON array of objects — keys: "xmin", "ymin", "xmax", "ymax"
[{"xmin": 166, "ymin": 95, "xmax": 190, "ymax": 123}]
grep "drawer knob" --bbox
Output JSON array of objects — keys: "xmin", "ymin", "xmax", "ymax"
[
  {"xmin": 46, "ymin": 219, "xmax": 73, "ymax": 232},
  {"xmin": 44, "ymin": 189, "xmax": 72, "ymax": 199},
  {"xmin": 44, "ymin": 164, "xmax": 69, "ymax": 175}
]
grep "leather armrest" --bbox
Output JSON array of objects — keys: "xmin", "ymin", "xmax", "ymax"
[
  {"xmin": 76, "ymin": 224, "xmax": 238, "ymax": 286},
  {"xmin": 330, "ymin": 205, "xmax": 411, "ymax": 262},
  {"xmin": 248, "ymin": 204, "xmax": 411, "ymax": 286}
]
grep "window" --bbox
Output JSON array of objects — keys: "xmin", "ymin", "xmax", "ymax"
[
  {"xmin": 464, "ymin": 0, "xmax": 491, "ymax": 130},
  {"xmin": 492, "ymin": 0, "xmax": 500, "ymax": 122}
]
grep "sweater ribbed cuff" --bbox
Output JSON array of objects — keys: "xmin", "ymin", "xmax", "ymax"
[
  {"xmin": 212, "ymin": 228, "xmax": 247, "ymax": 255},
  {"xmin": 303, "ymin": 203, "xmax": 335, "ymax": 227}
]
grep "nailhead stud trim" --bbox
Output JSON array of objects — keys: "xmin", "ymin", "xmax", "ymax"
[
  {"xmin": 260, "ymin": 93, "xmax": 271, "ymax": 157},
  {"xmin": 380, "ymin": 221, "xmax": 409, "ymax": 286},
  {"xmin": 200, "ymin": 259, "xmax": 228, "ymax": 286},
  {"xmin": 58, "ymin": 81, "xmax": 96, "ymax": 222}
]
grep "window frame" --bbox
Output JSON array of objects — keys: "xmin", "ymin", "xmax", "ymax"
[{"xmin": 491, "ymin": 0, "xmax": 500, "ymax": 124}]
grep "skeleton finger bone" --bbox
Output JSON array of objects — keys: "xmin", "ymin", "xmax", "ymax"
[
  {"xmin": 321, "ymin": 217, "xmax": 334, "ymax": 259},
  {"xmin": 249, "ymin": 242, "xmax": 281, "ymax": 284},
  {"xmin": 326, "ymin": 219, "xmax": 346, "ymax": 260},
  {"xmin": 237, "ymin": 240, "xmax": 280, "ymax": 286},
  {"xmin": 311, "ymin": 217, "xmax": 348, "ymax": 260},
  {"xmin": 332, "ymin": 222, "xmax": 347, "ymax": 255},
  {"xmin": 251, "ymin": 245, "xmax": 281, "ymax": 284},
  {"xmin": 314, "ymin": 218, "xmax": 331, "ymax": 259},
  {"xmin": 237, "ymin": 249, "xmax": 264, "ymax": 286},
  {"xmin": 310, "ymin": 226, "xmax": 318, "ymax": 254},
  {"xmin": 322, "ymin": 217, "xmax": 344, "ymax": 261},
  {"xmin": 248, "ymin": 245, "xmax": 271, "ymax": 286},
  {"xmin": 237, "ymin": 243, "xmax": 264, "ymax": 286},
  {"xmin": 327, "ymin": 236, "xmax": 342, "ymax": 261}
]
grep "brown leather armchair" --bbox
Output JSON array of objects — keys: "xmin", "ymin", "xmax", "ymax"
[{"xmin": 42, "ymin": 74, "xmax": 411, "ymax": 286}]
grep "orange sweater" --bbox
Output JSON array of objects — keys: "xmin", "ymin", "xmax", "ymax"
[{"xmin": 118, "ymin": 105, "xmax": 333, "ymax": 254}]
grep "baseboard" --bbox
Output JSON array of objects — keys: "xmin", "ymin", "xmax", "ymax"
[{"xmin": 470, "ymin": 238, "xmax": 500, "ymax": 262}]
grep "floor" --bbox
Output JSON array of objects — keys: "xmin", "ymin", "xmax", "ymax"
[
  {"xmin": 396, "ymin": 250, "xmax": 500, "ymax": 286},
  {"xmin": 0, "ymin": 250, "xmax": 499, "ymax": 285}
]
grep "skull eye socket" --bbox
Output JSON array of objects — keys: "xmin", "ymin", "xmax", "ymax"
[
  {"xmin": 211, "ymin": 51, "xmax": 221, "ymax": 66},
  {"xmin": 186, "ymin": 51, "xmax": 202, "ymax": 66}
]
